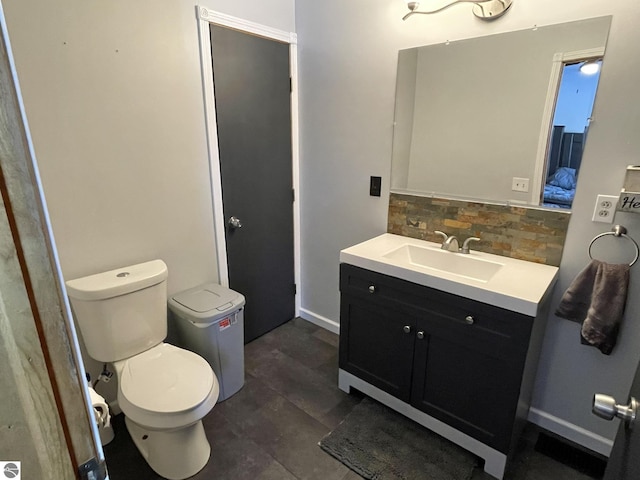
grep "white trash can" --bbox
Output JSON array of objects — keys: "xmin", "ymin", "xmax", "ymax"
[{"xmin": 168, "ymin": 283, "xmax": 246, "ymax": 401}]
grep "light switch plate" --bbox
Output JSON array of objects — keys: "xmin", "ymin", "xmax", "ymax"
[
  {"xmin": 592, "ymin": 194, "xmax": 618, "ymax": 223},
  {"xmin": 369, "ymin": 176, "xmax": 381, "ymax": 197}
]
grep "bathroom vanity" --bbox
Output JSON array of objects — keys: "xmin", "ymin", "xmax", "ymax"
[{"xmin": 338, "ymin": 234, "xmax": 559, "ymax": 479}]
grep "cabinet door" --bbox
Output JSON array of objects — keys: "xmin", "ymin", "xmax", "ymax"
[
  {"xmin": 339, "ymin": 295, "xmax": 416, "ymax": 402},
  {"xmin": 410, "ymin": 314, "xmax": 529, "ymax": 453}
]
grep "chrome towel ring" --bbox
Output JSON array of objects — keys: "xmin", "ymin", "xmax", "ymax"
[{"xmin": 588, "ymin": 225, "xmax": 639, "ymax": 267}]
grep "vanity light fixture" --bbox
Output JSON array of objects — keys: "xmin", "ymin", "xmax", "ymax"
[
  {"xmin": 579, "ymin": 59, "xmax": 601, "ymax": 75},
  {"xmin": 403, "ymin": 0, "xmax": 513, "ymax": 21}
]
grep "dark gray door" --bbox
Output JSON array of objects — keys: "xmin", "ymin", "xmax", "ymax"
[
  {"xmin": 601, "ymin": 359, "xmax": 640, "ymax": 479},
  {"xmin": 210, "ymin": 24, "xmax": 295, "ymax": 343}
]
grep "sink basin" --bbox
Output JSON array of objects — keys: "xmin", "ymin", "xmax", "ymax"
[{"xmin": 383, "ymin": 244, "xmax": 503, "ymax": 282}]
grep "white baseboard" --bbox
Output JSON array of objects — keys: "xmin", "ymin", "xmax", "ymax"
[
  {"xmin": 299, "ymin": 308, "xmax": 339, "ymax": 334},
  {"xmin": 528, "ymin": 407, "xmax": 613, "ymax": 457}
]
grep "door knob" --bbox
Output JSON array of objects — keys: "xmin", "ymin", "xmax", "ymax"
[
  {"xmin": 228, "ymin": 216, "xmax": 243, "ymax": 229},
  {"xmin": 417, "ymin": 331, "xmax": 425, "ymax": 340},
  {"xmin": 593, "ymin": 393, "xmax": 637, "ymax": 427}
]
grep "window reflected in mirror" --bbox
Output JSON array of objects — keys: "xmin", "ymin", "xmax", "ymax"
[{"xmin": 542, "ymin": 60, "xmax": 602, "ymax": 209}]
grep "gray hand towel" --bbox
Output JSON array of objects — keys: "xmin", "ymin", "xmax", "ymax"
[
  {"xmin": 555, "ymin": 260, "xmax": 600, "ymax": 322},
  {"xmin": 555, "ymin": 259, "xmax": 630, "ymax": 355}
]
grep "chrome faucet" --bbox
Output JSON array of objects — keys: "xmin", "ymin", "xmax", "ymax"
[
  {"xmin": 461, "ymin": 236, "xmax": 481, "ymax": 254},
  {"xmin": 435, "ymin": 231, "xmax": 459, "ymax": 252},
  {"xmin": 435, "ymin": 231, "xmax": 481, "ymax": 253},
  {"xmin": 442, "ymin": 236, "xmax": 459, "ymax": 252}
]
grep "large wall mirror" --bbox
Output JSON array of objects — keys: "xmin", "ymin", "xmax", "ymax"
[{"xmin": 390, "ymin": 16, "xmax": 612, "ymax": 209}]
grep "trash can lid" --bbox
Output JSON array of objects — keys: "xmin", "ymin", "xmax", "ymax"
[{"xmin": 170, "ymin": 283, "xmax": 244, "ymax": 314}]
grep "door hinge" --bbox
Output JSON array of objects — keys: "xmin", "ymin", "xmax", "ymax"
[
  {"xmin": 78, "ymin": 457, "xmax": 108, "ymax": 480},
  {"xmin": 289, "ymin": 77, "xmax": 292, "ymax": 92},
  {"xmin": 293, "ymin": 283, "xmax": 297, "ymax": 295},
  {"xmin": 292, "ymin": 188, "xmax": 295, "ymax": 202}
]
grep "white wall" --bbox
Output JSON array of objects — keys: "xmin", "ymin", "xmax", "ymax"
[
  {"xmin": 2, "ymin": 0, "xmax": 295, "ymax": 293},
  {"xmin": 296, "ymin": 0, "xmax": 640, "ymax": 454},
  {"xmin": 2, "ymin": 0, "xmax": 295, "ymax": 389}
]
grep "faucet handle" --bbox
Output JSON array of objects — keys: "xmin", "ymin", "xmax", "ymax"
[
  {"xmin": 434, "ymin": 231, "xmax": 448, "ymax": 242},
  {"xmin": 461, "ymin": 236, "xmax": 481, "ymax": 254}
]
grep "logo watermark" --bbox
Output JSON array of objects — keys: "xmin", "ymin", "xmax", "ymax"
[{"xmin": 0, "ymin": 462, "xmax": 21, "ymax": 479}]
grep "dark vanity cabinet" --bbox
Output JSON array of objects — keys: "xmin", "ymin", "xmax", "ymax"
[{"xmin": 339, "ymin": 263, "xmax": 545, "ymax": 455}]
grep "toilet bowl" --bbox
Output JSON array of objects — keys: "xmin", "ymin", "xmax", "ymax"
[
  {"xmin": 66, "ymin": 260, "xmax": 219, "ymax": 479},
  {"xmin": 116, "ymin": 343, "xmax": 219, "ymax": 430},
  {"xmin": 115, "ymin": 343, "xmax": 219, "ymax": 479}
]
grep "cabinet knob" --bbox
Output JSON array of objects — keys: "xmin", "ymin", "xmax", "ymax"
[
  {"xmin": 403, "ymin": 325, "xmax": 411, "ymax": 334},
  {"xmin": 368, "ymin": 285, "xmax": 376, "ymax": 294},
  {"xmin": 417, "ymin": 331, "xmax": 425, "ymax": 340},
  {"xmin": 465, "ymin": 315, "xmax": 475, "ymax": 325}
]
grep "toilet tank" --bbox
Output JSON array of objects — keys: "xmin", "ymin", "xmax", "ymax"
[{"xmin": 66, "ymin": 260, "xmax": 169, "ymax": 362}]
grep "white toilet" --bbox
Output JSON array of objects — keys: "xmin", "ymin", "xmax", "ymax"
[{"xmin": 66, "ymin": 259, "xmax": 219, "ymax": 480}]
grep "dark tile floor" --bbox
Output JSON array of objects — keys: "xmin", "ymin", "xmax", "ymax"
[{"xmin": 104, "ymin": 318, "xmax": 604, "ymax": 480}]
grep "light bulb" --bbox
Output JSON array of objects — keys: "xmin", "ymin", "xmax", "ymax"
[{"xmin": 580, "ymin": 60, "xmax": 600, "ymax": 75}]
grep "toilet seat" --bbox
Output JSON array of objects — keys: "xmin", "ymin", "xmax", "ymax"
[{"xmin": 116, "ymin": 343, "xmax": 219, "ymax": 429}]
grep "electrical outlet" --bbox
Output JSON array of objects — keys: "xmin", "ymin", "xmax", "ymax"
[
  {"xmin": 512, "ymin": 177, "xmax": 530, "ymax": 192},
  {"xmin": 592, "ymin": 194, "xmax": 619, "ymax": 223}
]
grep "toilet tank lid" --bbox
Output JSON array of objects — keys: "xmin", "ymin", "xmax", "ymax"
[{"xmin": 66, "ymin": 260, "xmax": 168, "ymax": 301}]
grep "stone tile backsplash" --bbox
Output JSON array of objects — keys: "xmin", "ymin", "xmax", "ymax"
[{"xmin": 388, "ymin": 193, "xmax": 571, "ymax": 266}]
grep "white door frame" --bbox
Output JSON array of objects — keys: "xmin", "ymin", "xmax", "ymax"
[
  {"xmin": 532, "ymin": 47, "xmax": 605, "ymax": 205},
  {"xmin": 196, "ymin": 6, "xmax": 301, "ymax": 316}
]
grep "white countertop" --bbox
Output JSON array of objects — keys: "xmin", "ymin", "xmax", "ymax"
[{"xmin": 340, "ymin": 233, "xmax": 559, "ymax": 317}]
